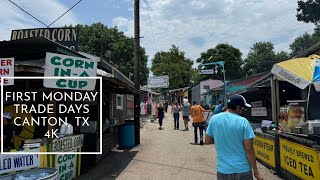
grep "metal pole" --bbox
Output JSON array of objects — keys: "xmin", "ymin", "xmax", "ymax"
[
  {"xmin": 133, "ymin": 0, "xmax": 140, "ymax": 145},
  {"xmin": 222, "ymin": 63, "xmax": 227, "ymax": 106}
]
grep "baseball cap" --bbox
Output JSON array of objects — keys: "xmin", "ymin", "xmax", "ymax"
[
  {"xmin": 227, "ymin": 95, "xmax": 251, "ymax": 108},
  {"xmin": 3, "ymin": 112, "xmax": 13, "ymax": 120}
]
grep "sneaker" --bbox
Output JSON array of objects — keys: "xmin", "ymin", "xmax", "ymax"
[{"xmin": 200, "ymin": 140, "xmax": 203, "ymax": 145}]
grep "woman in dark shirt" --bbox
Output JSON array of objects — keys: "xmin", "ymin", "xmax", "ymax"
[{"xmin": 157, "ymin": 103, "xmax": 165, "ymax": 130}]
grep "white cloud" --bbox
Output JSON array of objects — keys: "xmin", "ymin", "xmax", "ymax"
[
  {"xmin": 0, "ymin": 0, "xmax": 79, "ymax": 40},
  {"xmin": 112, "ymin": 0, "xmax": 315, "ymax": 68}
]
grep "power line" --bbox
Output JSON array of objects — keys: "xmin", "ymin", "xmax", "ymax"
[
  {"xmin": 8, "ymin": 0, "xmax": 48, "ymax": 27},
  {"xmin": 48, "ymin": 0, "xmax": 83, "ymax": 27},
  {"xmin": 142, "ymin": 0, "xmax": 159, "ymax": 53}
]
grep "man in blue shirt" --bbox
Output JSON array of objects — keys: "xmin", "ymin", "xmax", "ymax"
[
  {"xmin": 214, "ymin": 100, "xmax": 223, "ymax": 114},
  {"xmin": 205, "ymin": 95, "xmax": 263, "ymax": 180}
]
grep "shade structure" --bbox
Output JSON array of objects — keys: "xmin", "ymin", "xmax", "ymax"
[{"xmin": 271, "ymin": 54, "xmax": 320, "ymax": 91}]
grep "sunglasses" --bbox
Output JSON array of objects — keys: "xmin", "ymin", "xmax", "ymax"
[{"xmin": 241, "ymin": 107, "xmax": 246, "ymax": 111}]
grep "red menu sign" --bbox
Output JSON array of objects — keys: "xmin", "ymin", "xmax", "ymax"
[{"xmin": 0, "ymin": 58, "xmax": 14, "ymax": 86}]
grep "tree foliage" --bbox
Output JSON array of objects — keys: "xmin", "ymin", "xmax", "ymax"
[
  {"xmin": 290, "ymin": 26, "xmax": 320, "ymax": 57},
  {"xmin": 71, "ymin": 23, "xmax": 149, "ymax": 85},
  {"xmin": 196, "ymin": 43, "xmax": 244, "ymax": 81},
  {"xmin": 296, "ymin": 0, "xmax": 320, "ymax": 25},
  {"xmin": 151, "ymin": 45, "xmax": 193, "ymax": 89},
  {"xmin": 244, "ymin": 42, "xmax": 290, "ymax": 76}
]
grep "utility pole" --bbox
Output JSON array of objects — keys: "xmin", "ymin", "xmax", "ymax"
[{"xmin": 133, "ymin": 0, "xmax": 141, "ymax": 145}]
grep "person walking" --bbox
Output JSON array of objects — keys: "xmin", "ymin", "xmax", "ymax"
[
  {"xmin": 214, "ymin": 99, "xmax": 224, "ymax": 114},
  {"xmin": 189, "ymin": 101, "xmax": 205, "ymax": 145},
  {"xmin": 205, "ymin": 95, "xmax": 263, "ymax": 180},
  {"xmin": 203, "ymin": 104, "xmax": 213, "ymax": 131},
  {"xmin": 171, "ymin": 101, "xmax": 180, "ymax": 130},
  {"xmin": 157, "ymin": 103, "xmax": 165, "ymax": 130},
  {"xmin": 164, "ymin": 100, "xmax": 169, "ymax": 113},
  {"xmin": 151, "ymin": 100, "xmax": 157, "ymax": 123},
  {"xmin": 182, "ymin": 97, "xmax": 190, "ymax": 131}
]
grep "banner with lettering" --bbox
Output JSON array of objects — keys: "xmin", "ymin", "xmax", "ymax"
[
  {"xmin": 280, "ymin": 138, "xmax": 320, "ymax": 180},
  {"xmin": 55, "ymin": 150, "xmax": 77, "ymax": 180},
  {"xmin": 0, "ymin": 148, "xmax": 40, "ymax": 175},
  {"xmin": 253, "ymin": 136, "xmax": 275, "ymax": 168},
  {"xmin": 0, "ymin": 57, "xmax": 14, "ymax": 86}
]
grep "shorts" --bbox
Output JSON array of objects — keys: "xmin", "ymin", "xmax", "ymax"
[{"xmin": 183, "ymin": 116, "xmax": 189, "ymax": 120}]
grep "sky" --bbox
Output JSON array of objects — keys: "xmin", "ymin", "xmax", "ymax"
[{"xmin": 0, "ymin": 0, "xmax": 316, "ymax": 70}]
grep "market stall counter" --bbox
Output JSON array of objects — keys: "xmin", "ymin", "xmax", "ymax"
[{"xmin": 0, "ymin": 134, "xmax": 83, "ymax": 179}]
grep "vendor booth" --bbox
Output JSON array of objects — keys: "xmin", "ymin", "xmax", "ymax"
[
  {"xmin": 243, "ymin": 54, "xmax": 320, "ymax": 180},
  {"xmin": 0, "ymin": 37, "xmax": 140, "ymax": 179}
]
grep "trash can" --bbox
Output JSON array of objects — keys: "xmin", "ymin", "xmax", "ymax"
[
  {"xmin": 0, "ymin": 168, "xmax": 57, "ymax": 180},
  {"xmin": 118, "ymin": 123, "xmax": 135, "ymax": 148}
]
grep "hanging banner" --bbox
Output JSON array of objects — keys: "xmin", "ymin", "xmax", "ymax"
[
  {"xmin": 44, "ymin": 52, "xmax": 97, "ymax": 91},
  {"xmin": 0, "ymin": 58, "xmax": 14, "ymax": 86},
  {"xmin": 11, "ymin": 28, "xmax": 79, "ymax": 51},
  {"xmin": 0, "ymin": 148, "xmax": 40, "ymax": 175},
  {"xmin": 253, "ymin": 136, "xmax": 275, "ymax": 168},
  {"xmin": 197, "ymin": 69, "xmax": 214, "ymax": 75},
  {"xmin": 147, "ymin": 76, "xmax": 169, "ymax": 88},
  {"xmin": 280, "ymin": 138, "xmax": 320, "ymax": 180}
]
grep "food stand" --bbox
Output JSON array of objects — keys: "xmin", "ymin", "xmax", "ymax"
[
  {"xmin": 242, "ymin": 54, "xmax": 320, "ymax": 180},
  {"xmin": 0, "ymin": 38, "xmax": 90, "ymax": 179}
]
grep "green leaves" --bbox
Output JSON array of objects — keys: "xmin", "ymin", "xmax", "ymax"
[
  {"xmin": 70, "ymin": 23, "xmax": 149, "ymax": 85},
  {"xmin": 244, "ymin": 42, "xmax": 290, "ymax": 76},
  {"xmin": 197, "ymin": 43, "xmax": 244, "ymax": 81},
  {"xmin": 151, "ymin": 45, "xmax": 193, "ymax": 89},
  {"xmin": 296, "ymin": 0, "xmax": 320, "ymax": 25}
]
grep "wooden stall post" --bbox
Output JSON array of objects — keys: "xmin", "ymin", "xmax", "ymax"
[{"xmin": 271, "ymin": 77, "xmax": 277, "ymax": 125}]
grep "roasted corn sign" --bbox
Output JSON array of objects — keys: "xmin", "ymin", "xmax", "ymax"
[
  {"xmin": 11, "ymin": 28, "xmax": 79, "ymax": 51},
  {"xmin": 280, "ymin": 138, "xmax": 320, "ymax": 179}
]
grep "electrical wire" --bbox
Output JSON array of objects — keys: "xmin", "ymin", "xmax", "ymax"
[
  {"xmin": 48, "ymin": 0, "xmax": 83, "ymax": 27},
  {"xmin": 8, "ymin": 0, "xmax": 49, "ymax": 27},
  {"xmin": 142, "ymin": 0, "xmax": 159, "ymax": 53}
]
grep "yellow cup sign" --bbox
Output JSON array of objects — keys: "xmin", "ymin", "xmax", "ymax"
[
  {"xmin": 253, "ymin": 136, "xmax": 275, "ymax": 168},
  {"xmin": 280, "ymin": 138, "xmax": 320, "ymax": 179}
]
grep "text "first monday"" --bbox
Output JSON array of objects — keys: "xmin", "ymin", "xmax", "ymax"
[{"xmin": 5, "ymin": 91, "xmax": 99, "ymax": 102}]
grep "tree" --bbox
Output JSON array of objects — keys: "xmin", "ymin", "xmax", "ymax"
[
  {"xmin": 244, "ymin": 42, "xmax": 290, "ymax": 75},
  {"xmin": 71, "ymin": 23, "xmax": 149, "ymax": 85},
  {"xmin": 196, "ymin": 43, "xmax": 244, "ymax": 80},
  {"xmin": 296, "ymin": 0, "xmax": 320, "ymax": 25},
  {"xmin": 151, "ymin": 45, "xmax": 193, "ymax": 89},
  {"xmin": 290, "ymin": 33, "xmax": 314, "ymax": 57}
]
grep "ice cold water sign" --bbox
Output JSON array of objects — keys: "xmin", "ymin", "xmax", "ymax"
[
  {"xmin": 44, "ymin": 52, "xmax": 97, "ymax": 91},
  {"xmin": 0, "ymin": 148, "xmax": 40, "ymax": 175}
]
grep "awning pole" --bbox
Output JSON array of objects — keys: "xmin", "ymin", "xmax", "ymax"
[{"xmin": 306, "ymin": 84, "xmax": 311, "ymax": 121}]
